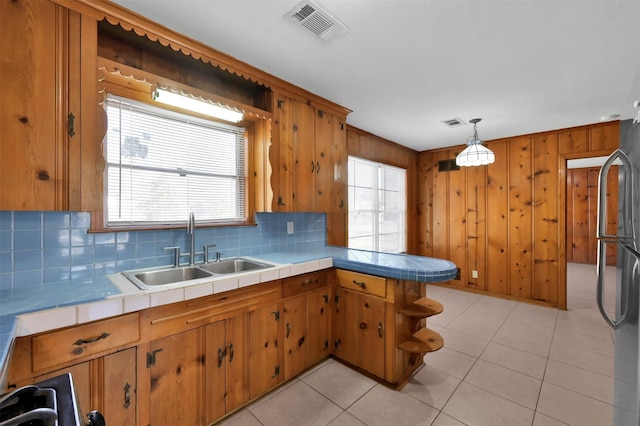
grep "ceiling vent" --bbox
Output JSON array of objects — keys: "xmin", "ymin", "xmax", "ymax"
[
  {"xmin": 285, "ymin": 0, "xmax": 349, "ymax": 42},
  {"xmin": 441, "ymin": 118, "xmax": 466, "ymax": 128}
]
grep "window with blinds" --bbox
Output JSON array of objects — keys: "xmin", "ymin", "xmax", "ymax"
[
  {"xmin": 348, "ymin": 156, "xmax": 407, "ymax": 253},
  {"xmin": 104, "ymin": 94, "xmax": 247, "ymax": 227}
]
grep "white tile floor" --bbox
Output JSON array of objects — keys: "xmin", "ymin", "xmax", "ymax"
[{"xmin": 219, "ymin": 263, "xmax": 617, "ymax": 426}]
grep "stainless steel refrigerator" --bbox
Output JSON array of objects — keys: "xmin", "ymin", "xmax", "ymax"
[{"xmin": 597, "ymin": 118, "xmax": 640, "ymax": 425}]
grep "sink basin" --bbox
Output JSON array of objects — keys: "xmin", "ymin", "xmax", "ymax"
[
  {"xmin": 123, "ymin": 266, "xmax": 213, "ymax": 289},
  {"xmin": 199, "ymin": 257, "xmax": 274, "ymax": 274},
  {"xmin": 121, "ymin": 257, "xmax": 275, "ymax": 290}
]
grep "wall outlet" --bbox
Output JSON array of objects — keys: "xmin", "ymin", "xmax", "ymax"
[
  {"xmin": 472, "ymin": 270, "xmax": 478, "ymax": 279},
  {"xmin": 287, "ymin": 221, "xmax": 294, "ymax": 234}
]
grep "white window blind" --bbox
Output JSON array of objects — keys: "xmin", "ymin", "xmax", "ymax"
[
  {"xmin": 104, "ymin": 94, "xmax": 246, "ymax": 226},
  {"xmin": 348, "ymin": 156, "xmax": 406, "ymax": 253}
]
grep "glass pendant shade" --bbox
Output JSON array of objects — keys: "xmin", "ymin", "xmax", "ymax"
[
  {"xmin": 455, "ymin": 118, "xmax": 495, "ymax": 167},
  {"xmin": 456, "ymin": 142, "xmax": 495, "ymax": 166}
]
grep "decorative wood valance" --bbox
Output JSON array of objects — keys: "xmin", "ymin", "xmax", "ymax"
[
  {"xmin": 54, "ymin": 0, "xmax": 351, "ymax": 118},
  {"xmin": 97, "ymin": 57, "xmax": 272, "ymax": 122}
]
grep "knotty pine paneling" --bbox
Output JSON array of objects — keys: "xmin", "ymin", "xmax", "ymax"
[
  {"xmin": 486, "ymin": 140, "xmax": 510, "ymax": 295},
  {"xmin": 566, "ymin": 166, "xmax": 618, "ymax": 266},
  {"xmin": 448, "ymin": 148, "xmax": 467, "ymax": 288},
  {"xmin": 465, "ymin": 164, "xmax": 487, "ymax": 291},
  {"xmin": 532, "ymin": 132, "xmax": 560, "ymax": 305},
  {"xmin": 508, "ymin": 136, "xmax": 534, "ymax": 300},
  {"xmin": 418, "ymin": 122, "xmax": 618, "ymax": 308}
]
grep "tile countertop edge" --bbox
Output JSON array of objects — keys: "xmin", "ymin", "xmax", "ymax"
[{"xmin": 0, "ymin": 249, "xmax": 456, "ymax": 390}]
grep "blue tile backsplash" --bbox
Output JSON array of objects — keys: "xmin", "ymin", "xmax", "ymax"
[{"xmin": 0, "ymin": 211, "xmax": 326, "ymax": 290}]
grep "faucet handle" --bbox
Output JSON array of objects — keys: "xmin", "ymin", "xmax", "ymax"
[
  {"xmin": 164, "ymin": 246, "xmax": 181, "ymax": 267},
  {"xmin": 203, "ymin": 244, "xmax": 217, "ymax": 263},
  {"xmin": 215, "ymin": 251, "xmax": 223, "ymax": 262}
]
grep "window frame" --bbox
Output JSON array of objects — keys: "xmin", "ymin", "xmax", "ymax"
[
  {"xmin": 91, "ymin": 69, "xmax": 268, "ymax": 232},
  {"xmin": 347, "ymin": 156, "xmax": 408, "ymax": 253}
]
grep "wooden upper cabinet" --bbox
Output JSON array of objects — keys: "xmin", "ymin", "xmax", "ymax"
[
  {"xmin": 272, "ymin": 94, "xmax": 347, "ymax": 214},
  {"xmin": 0, "ymin": 0, "xmax": 99, "ymax": 211}
]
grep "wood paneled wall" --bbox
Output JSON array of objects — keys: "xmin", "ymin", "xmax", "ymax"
[
  {"xmin": 346, "ymin": 126, "xmax": 419, "ymax": 254},
  {"xmin": 566, "ymin": 166, "xmax": 618, "ymax": 266},
  {"xmin": 417, "ymin": 121, "xmax": 619, "ymax": 308}
]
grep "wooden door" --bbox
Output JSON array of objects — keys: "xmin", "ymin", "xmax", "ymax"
[
  {"xmin": 307, "ymin": 288, "xmax": 331, "ymax": 365},
  {"xmin": 102, "ymin": 348, "xmax": 136, "ymax": 426},
  {"xmin": 283, "ymin": 295, "xmax": 308, "ymax": 380},
  {"xmin": 357, "ymin": 295, "xmax": 386, "ymax": 379},
  {"xmin": 332, "ymin": 287, "xmax": 358, "ymax": 366},
  {"xmin": 149, "ymin": 329, "xmax": 203, "ymax": 426},
  {"xmin": 292, "ymin": 99, "xmax": 317, "ymax": 212},
  {"xmin": 248, "ymin": 303, "xmax": 281, "ymax": 399},
  {"xmin": 0, "ymin": 0, "xmax": 68, "ymax": 210}
]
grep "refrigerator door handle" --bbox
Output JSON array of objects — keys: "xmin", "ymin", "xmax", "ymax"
[
  {"xmin": 597, "ymin": 148, "xmax": 634, "ymax": 241},
  {"xmin": 597, "ymin": 239, "xmax": 627, "ymax": 329}
]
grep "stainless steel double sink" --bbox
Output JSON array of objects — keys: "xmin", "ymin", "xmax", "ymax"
[{"xmin": 122, "ymin": 257, "xmax": 275, "ymax": 290}]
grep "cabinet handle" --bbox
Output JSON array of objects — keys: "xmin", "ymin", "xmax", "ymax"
[
  {"xmin": 352, "ymin": 280, "xmax": 366, "ymax": 289},
  {"xmin": 123, "ymin": 382, "xmax": 131, "ymax": 409},
  {"xmin": 73, "ymin": 332, "xmax": 110, "ymax": 346},
  {"xmin": 272, "ymin": 365, "xmax": 280, "ymax": 378},
  {"xmin": 378, "ymin": 322, "xmax": 383, "ymax": 338},
  {"xmin": 316, "ymin": 161, "xmax": 320, "ymax": 174},
  {"xmin": 286, "ymin": 322, "xmax": 291, "ymax": 338},
  {"xmin": 68, "ymin": 112, "xmax": 76, "ymax": 137},
  {"xmin": 228, "ymin": 343, "xmax": 234, "ymax": 363},
  {"xmin": 277, "ymin": 196, "xmax": 286, "ymax": 206},
  {"xmin": 271, "ymin": 311, "xmax": 280, "ymax": 321},
  {"xmin": 311, "ymin": 161, "xmax": 315, "ymax": 173},
  {"xmin": 217, "ymin": 346, "xmax": 227, "ymax": 368},
  {"xmin": 323, "ymin": 294, "xmax": 329, "ymax": 303}
]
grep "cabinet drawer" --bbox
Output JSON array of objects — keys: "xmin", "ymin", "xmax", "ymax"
[
  {"xmin": 32, "ymin": 313, "xmax": 140, "ymax": 372},
  {"xmin": 283, "ymin": 270, "xmax": 327, "ymax": 298},
  {"xmin": 336, "ymin": 270, "xmax": 386, "ymax": 298}
]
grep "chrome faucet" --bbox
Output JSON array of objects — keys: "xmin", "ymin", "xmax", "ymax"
[{"xmin": 187, "ymin": 212, "xmax": 196, "ymax": 265}]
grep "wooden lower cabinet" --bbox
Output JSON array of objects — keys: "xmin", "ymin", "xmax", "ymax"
[
  {"xmin": 204, "ymin": 315, "xmax": 248, "ymax": 423},
  {"xmin": 283, "ymin": 287, "xmax": 331, "ymax": 380},
  {"xmin": 333, "ymin": 287, "xmax": 386, "ymax": 379},
  {"xmin": 248, "ymin": 303, "xmax": 282, "ymax": 399},
  {"xmin": 148, "ymin": 329, "xmax": 203, "ymax": 426}
]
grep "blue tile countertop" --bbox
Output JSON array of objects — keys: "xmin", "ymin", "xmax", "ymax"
[{"xmin": 0, "ymin": 247, "xmax": 456, "ymax": 390}]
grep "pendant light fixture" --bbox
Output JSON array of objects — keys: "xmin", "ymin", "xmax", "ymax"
[{"xmin": 455, "ymin": 118, "xmax": 495, "ymax": 167}]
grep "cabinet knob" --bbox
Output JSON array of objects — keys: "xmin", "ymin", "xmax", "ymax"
[{"xmin": 359, "ymin": 322, "xmax": 367, "ymax": 330}]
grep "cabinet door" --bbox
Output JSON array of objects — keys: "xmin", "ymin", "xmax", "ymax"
[
  {"xmin": 292, "ymin": 99, "xmax": 317, "ymax": 212},
  {"xmin": 283, "ymin": 295, "xmax": 307, "ymax": 380},
  {"xmin": 149, "ymin": 329, "xmax": 203, "ymax": 426},
  {"xmin": 205, "ymin": 320, "xmax": 226, "ymax": 423},
  {"xmin": 0, "ymin": 0, "xmax": 67, "ymax": 209},
  {"xmin": 358, "ymin": 295, "xmax": 386, "ymax": 379},
  {"xmin": 35, "ymin": 362, "xmax": 92, "ymax": 419},
  {"xmin": 332, "ymin": 287, "xmax": 358, "ymax": 366},
  {"xmin": 102, "ymin": 348, "xmax": 137, "ymax": 426},
  {"xmin": 248, "ymin": 303, "xmax": 282, "ymax": 399},
  {"xmin": 225, "ymin": 314, "xmax": 248, "ymax": 413},
  {"xmin": 307, "ymin": 288, "xmax": 331, "ymax": 365}
]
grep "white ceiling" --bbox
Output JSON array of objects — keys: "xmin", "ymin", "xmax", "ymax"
[{"xmin": 110, "ymin": 0, "xmax": 640, "ymax": 152}]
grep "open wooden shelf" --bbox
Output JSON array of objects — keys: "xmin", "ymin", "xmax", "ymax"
[
  {"xmin": 397, "ymin": 328, "xmax": 444, "ymax": 354},
  {"xmin": 397, "ymin": 297, "xmax": 444, "ymax": 318}
]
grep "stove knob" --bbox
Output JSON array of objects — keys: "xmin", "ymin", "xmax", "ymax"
[{"xmin": 86, "ymin": 410, "xmax": 105, "ymax": 426}]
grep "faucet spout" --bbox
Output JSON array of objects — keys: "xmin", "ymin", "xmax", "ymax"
[{"xmin": 187, "ymin": 212, "xmax": 195, "ymax": 265}]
